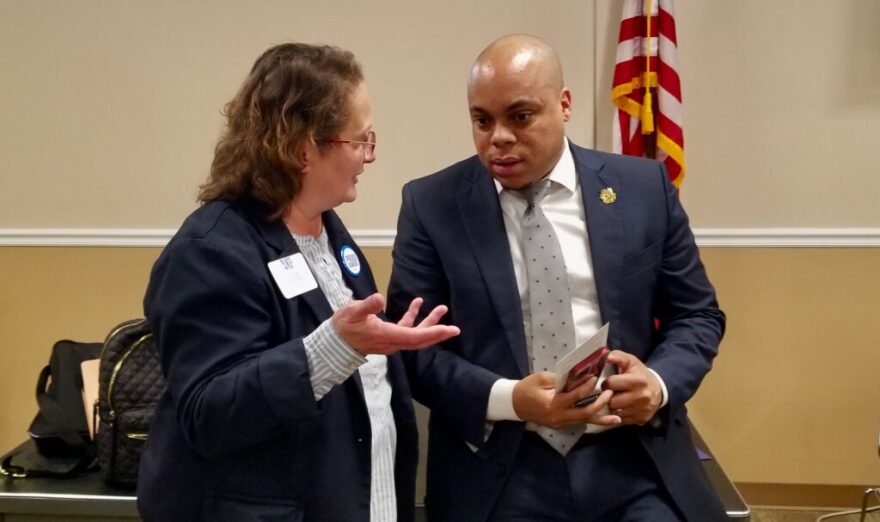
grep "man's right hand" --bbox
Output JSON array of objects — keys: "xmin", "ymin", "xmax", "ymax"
[
  {"xmin": 333, "ymin": 293, "xmax": 460, "ymax": 355},
  {"xmin": 511, "ymin": 372, "xmax": 622, "ymax": 429}
]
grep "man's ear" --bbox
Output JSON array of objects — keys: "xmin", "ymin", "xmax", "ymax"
[{"xmin": 560, "ymin": 87, "xmax": 572, "ymax": 122}]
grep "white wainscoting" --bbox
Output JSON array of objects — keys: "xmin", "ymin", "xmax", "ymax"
[{"xmin": 1, "ymin": 228, "xmax": 879, "ymax": 248}]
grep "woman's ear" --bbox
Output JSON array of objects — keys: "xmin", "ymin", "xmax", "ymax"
[{"xmin": 299, "ymin": 140, "xmax": 317, "ymax": 174}]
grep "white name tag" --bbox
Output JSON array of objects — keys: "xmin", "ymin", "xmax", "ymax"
[{"xmin": 267, "ymin": 253, "xmax": 318, "ymax": 299}]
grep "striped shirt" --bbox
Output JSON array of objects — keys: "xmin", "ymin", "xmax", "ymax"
[{"xmin": 296, "ymin": 229, "xmax": 397, "ymax": 522}]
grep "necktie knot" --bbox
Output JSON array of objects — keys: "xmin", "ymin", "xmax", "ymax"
[{"xmin": 517, "ymin": 179, "xmax": 551, "ymax": 213}]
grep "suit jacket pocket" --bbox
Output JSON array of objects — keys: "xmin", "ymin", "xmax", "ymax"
[
  {"xmin": 621, "ymin": 239, "xmax": 662, "ymax": 279},
  {"xmin": 201, "ymin": 492, "xmax": 304, "ymax": 522}
]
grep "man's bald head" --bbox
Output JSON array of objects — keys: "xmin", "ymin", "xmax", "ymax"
[
  {"xmin": 469, "ymin": 34, "xmax": 564, "ymax": 94},
  {"xmin": 466, "ymin": 34, "xmax": 572, "ymax": 189}
]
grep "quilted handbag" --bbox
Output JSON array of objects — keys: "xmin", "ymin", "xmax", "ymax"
[{"xmin": 96, "ymin": 318, "xmax": 165, "ymax": 488}]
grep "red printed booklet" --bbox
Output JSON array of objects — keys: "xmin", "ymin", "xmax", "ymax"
[{"xmin": 555, "ymin": 323, "xmax": 613, "ymax": 406}]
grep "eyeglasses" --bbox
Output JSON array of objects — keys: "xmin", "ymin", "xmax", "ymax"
[{"xmin": 327, "ymin": 130, "xmax": 376, "ymax": 161}]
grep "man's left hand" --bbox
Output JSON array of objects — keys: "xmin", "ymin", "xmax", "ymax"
[{"xmin": 602, "ymin": 350, "xmax": 662, "ymax": 426}]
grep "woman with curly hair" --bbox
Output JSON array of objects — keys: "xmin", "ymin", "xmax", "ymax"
[{"xmin": 137, "ymin": 43, "xmax": 458, "ymax": 522}]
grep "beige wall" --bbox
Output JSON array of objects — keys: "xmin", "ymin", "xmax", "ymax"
[
  {"xmin": 0, "ymin": 247, "xmax": 159, "ymax": 454},
  {"xmin": 2, "ymin": 246, "xmax": 879, "ymax": 491},
  {"xmin": 692, "ymin": 248, "xmax": 880, "ymax": 486},
  {"xmin": 0, "ymin": 0, "xmax": 594, "ymax": 230},
  {"xmin": 4, "ymin": 1, "xmax": 878, "ymax": 230},
  {"xmin": 594, "ymin": 0, "xmax": 880, "ymax": 227}
]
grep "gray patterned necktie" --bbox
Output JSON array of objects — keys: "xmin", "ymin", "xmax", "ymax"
[{"xmin": 518, "ymin": 179, "xmax": 584, "ymax": 455}]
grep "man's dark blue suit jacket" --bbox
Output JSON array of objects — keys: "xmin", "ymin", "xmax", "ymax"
[
  {"xmin": 387, "ymin": 142, "xmax": 726, "ymax": 522},
  {"xmin": 137, "ymin": 200, "xmax": 418, "ymax": 522}
]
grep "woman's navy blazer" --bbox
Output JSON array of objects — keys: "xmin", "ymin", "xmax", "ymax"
[{"xmin": 137, "ymin": 200, "xmax": 418, "ymax": 522}]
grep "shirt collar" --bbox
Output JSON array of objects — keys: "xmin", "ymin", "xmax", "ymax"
[{"xmin": 494, "ymin": 137, "xmax": 576, "ymax": 194}]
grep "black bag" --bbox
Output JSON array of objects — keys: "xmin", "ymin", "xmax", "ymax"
[
  {"xmin": 28, "ymin": 339, "xmax": 102, "ymax": 458},
  {"xmin": 96, "ymin": 318, "xmax": 166, "ymax": 488},
  {"xmin": 4, "ymin": 339, "xmax": 103, "ymax": 480}
]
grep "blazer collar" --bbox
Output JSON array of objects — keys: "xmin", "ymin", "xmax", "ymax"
[
  {"xmin": 322, "ymin": 210, "xmax": 374, "ymax": 301},
  {"xmin": 242, "ymin": 201, "xmax": 371, "ymax": 321},
  {"xmin": 239, "ymin": 199, "xmax": 293, "ymax": 254}
]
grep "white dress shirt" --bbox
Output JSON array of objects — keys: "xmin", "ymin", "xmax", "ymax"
[{"xmin": 296, "ymin": 229, "xmax": 397, "ymax": 522}]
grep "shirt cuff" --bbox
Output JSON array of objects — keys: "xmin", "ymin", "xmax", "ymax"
[
  {"xmin": 303, "ymin": 319, "xmax": 367, "ymax": 401},
  {"xmin": 646, "ymin": 367, "xmax": 669, "ymax": 408},
  {"xmin": 486, "ymin": 378, "xmax": 521, "ymax": 421}
]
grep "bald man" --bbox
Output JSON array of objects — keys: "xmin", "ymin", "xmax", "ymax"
[{"xmin": 387, "ymin": 35, "xmax": 726, "ymax": 521}]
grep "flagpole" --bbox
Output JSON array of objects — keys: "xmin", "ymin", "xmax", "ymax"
[{"xmin": 642, "ymin": 0, "xmax": 655, "ymax": 135}]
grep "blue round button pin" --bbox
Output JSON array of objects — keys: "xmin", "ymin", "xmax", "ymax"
[{"xmin": 340, "ymin": 244, "xmax": 361, "ymax": 277}]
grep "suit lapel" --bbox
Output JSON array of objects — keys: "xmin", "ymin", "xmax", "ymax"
[
  {"xmin": 457, "ymin": 165, "xmax": 530, "ymax": 377},
  {"xmin": 246, "ymin": 202, "xmax": 334, "ymax": 327},
  {"xmin": 322, "ymin": 210, "xmax": 368, "ymax": 398},
  {"xmin": 324, "ymin": 211, "xmax": 373, "ymax": 300},
  {"xmin": 574, "ymin": 146, "xmax": 623, "ymax": 339}
]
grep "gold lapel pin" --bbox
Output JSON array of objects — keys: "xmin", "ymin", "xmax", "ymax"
[{"xmin": 599, "ymin": 187, "xmax": 617, "ymax": 205}]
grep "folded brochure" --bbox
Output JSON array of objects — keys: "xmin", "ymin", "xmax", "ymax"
[{"xmin": 554, "ymin": 323, "xmax": 618, "ymax": 433}]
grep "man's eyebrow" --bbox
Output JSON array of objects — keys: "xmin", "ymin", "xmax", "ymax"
[
  {"xmin": 507, "ymin": 99, "xmax": 540, "ymax": 112},
  {"xmin": 469, "ymin": 99, "xmax": 540, "ymax": 114}
]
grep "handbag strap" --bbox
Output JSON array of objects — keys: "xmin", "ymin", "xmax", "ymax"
[
  {"xmin": 34, "ymin": 364, "xmax": 88, "ymax": 450},
  {"xmin": 0, "ymin": 447, "xmax": 96, "ymax": 479}
]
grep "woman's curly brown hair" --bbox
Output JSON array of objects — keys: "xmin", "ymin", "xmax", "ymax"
[{"xmin": 199, "ymin": 43, "xmax": 363, "ymax": 220}]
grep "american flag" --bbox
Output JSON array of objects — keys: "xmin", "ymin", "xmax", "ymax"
[{"xmin": 612, "ymin": 0, "xmax": 685, "ymax": 188}]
